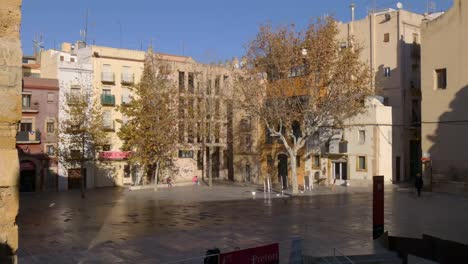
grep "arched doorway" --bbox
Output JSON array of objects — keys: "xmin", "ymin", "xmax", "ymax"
[
  {"xmin": 20, "ymin": 160, "xmax": 36, "ymax": 192},
  {"xmin": 277, "ymin": 154, "xmax": 288, "ymax": 189}
]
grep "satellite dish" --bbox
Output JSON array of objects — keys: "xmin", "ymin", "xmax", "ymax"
[{"xmin": 396, "ymin": 2, "xmax": 403, "ymax": 9}]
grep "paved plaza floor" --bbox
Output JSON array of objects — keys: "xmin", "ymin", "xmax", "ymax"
[{"xmin": 17, "ymin": 183, "xmax": 468, "ymax": 263}]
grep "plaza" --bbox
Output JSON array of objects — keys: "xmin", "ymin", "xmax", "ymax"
[{"xmin": 17, "ymin": 184, "xmax": 468, "ymax": 263}]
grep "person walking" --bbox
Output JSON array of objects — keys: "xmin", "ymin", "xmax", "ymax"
[
  {"xmin": 415, "ymin": 173, "xmax": 423, "ymax": 197},
  {"xmin": 167, "ymin": 176, "xmax": 173, "ymax": 188}
]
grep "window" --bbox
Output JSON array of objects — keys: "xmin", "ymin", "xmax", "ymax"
[
  {"xmin": 384, "ymin": 67, "xmax": 391, "ymax": 77},
  {"xmin": 46, "ymin": 145, "xmax": 55, "ymax": 156},
  {"xmin": 70, "ymin": 85, "xmax": 80, "ymax": 96},
  {"xmin": 102, "ymin": 145, "xmax": 111, "ymax": 151},
  {"xmin": 103, "ymin": 89, "xmax": 111, "ymax": 95},
  {"xmin": 70, "ymin": 149, "xmax": 80, "ymax": 159},
  {"xmin": 384, "ymin": 33, "xmax": 390, "ymax": 43},
  {"xmin": 47, "ymin": 92, "xmax": 55, "ymax": 102},
  {"xmin": 22, "ymin": 94, "xmax": 31, "ymax": 108},
  {"xmin": 357, "ymin": 156, "xmax": 367, "ymax": 171},
  {"xmin": 435, "ymin": 68, "xmax": 447, "ymax": 90},
  {"xmin": 358, "ymin": 130, "xmax": 365, "ymax": 144},
  {"xmin": 124, "ymin": 165, "xmax": 131, "ymax": 178},
  {"xmin": 70, "ymin": 57, "xmax": 75, "ymax": 63},
  {"xmin": 178, "ymin": 150, "xmax": 193, "ymax": 158},
  {"xmin": 179, "ymin": 71, "xmax": 185, "ymax": 92},
  {"xmin": 20, "ymin": 121, "xmax": 32, "ymax": 132},
  {"xmin": 412, "ymin": 33, "xmax": 419, "ymax": 44},
  {"xmin": 103, "ymin": 111, "xmax": 113, "ymax": 129},
  {"xmin": 102, "ymin": 64, "xmax": 111, "ymax": 72},
  {"xmin": 46, "ymin": 121, "xmax": 55, "ymax": 133},
  {"xmin": 313, "ymin": 155, "xmax": 320, "ymax": 169},
  {"xmin": 60, "ymin": 56, "xmax": 64, "ymax": 61},
  {"xmin": 215, "ymin": 75, "xmax": 221, "ymax": 95},
  {"xmin": 187, "ymin": 123, "xmax": 194, "ymax": 143},
  {"xmin": 188, "ymin": 72, "xmax": 194, "ymax": 93},
  {"xmin": 296, "ymin": 156, "xmax": 301, "ymax": 167}
]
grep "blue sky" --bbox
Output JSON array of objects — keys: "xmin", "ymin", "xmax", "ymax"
[{"xmin": 21, "ymin": 0, "xmax": 453, "ymax": 63}]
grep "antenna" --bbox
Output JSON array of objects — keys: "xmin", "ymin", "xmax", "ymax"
[{"xmin": 81, "ymin": 9, "xmax": 89, "ymax": 44}]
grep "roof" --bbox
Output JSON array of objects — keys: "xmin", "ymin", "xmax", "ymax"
[
  {"xmin": 23, "ymin": 77, "xmax": 59, "ymax": 90},
  {"xmin": 22, "ymin": 63, "xmax": 41, "ymax": 69}
]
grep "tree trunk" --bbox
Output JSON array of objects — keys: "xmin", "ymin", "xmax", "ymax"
[
  {"xmin": 289, "ymin": 151, "xmax": 299, "ymax": 195},
  {"xmin": 154, "ymin": 161, "xmax": 160, "ymax": 185},
  {"xmin": 208, "ymin": 147, "xmax": 213, "ymax": 188}
]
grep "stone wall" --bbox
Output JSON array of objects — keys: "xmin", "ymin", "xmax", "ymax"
[{"xmin": 0, "ymin": 0, "xmax": 22, "ymax": 263}]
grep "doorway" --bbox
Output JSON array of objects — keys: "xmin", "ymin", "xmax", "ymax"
[
  {"xmin": 20, "ymin": 161, "xmax": 36, "ymax": 192},
  {"xmin": 245, "ymin": 164, "xmax": 251, "ymax": 183},
  {"xmin": 68, "ymin": 169, "xmax": 86, "ymax": 190},
  {"xmin": 332, "ymin": 162, "xmax": 348, "ymax": 182},
  {"xmin": 278, "ymin": 154, "xmax": 288, "ymax": 189}
]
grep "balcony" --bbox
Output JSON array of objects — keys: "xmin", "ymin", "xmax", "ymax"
[
  {"xmin": 328, "ymin": 140, "xmax": 347, "ymax": 154},
  {"xmin": 101, "ymin": 72, "xmax": 115, "ymax": 84},
  {"xmin": 22, "ymin": 104, "xmax": 39, "ymax": 113},
  {"xmin": 101, "ymin": 94, "xmax": 116, "ymax": 106},
  {"xmin": 121, "ymin": 73, "xmax": 134, "ymax": 85},
  {"xmin": 16, "ymin": 130, "xmax": 41, "ymax": 144},
  {"xmin": 103, "ymin": 120, "xmax": 115, "ymax": 132}
]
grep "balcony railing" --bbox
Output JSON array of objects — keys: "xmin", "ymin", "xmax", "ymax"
[
  {"xmin": 101, "ymin": 72, "xmax": 115, "ymax": 83},
  {"xmin": 103, "ymin": 120, "xmax": 115, "ymax": 132},
  {"xmin": 101, "ymin": 94, "xmax": 116, "ymax": 106},
  {"xmin": 16, "ymin": 130, "xmax": 41, "ymax": 144},
  {"xmin": 22, "ymin": 103, "xmax": 39, "ymax": 113},
  {"xmin": 121, "ymin": 73, "xmax": 134, "ymax": 85}
]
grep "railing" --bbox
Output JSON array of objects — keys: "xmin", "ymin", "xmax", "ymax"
[
  {"xmin": 121, "ymin": 73, "xmax": 134, "ymax": 84},
  {"xmin": 101, "ymin": 94, "xmax": 115, "ymax": 106},
  {"xmin": 22, "ymin": 104, "xmax": 39, "ymax": 113},
  {"xmin": 16, "ymin": 130, "xmax": 41, "ymax": 143},
  {"xmin": 101, "ymin": 72, "xmax": 115, "ymax": 83}
]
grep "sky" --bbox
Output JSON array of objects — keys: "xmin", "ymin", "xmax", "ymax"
[{"xmin": 21, "ymin": 0, "xmax": 453, "ymax": 63}]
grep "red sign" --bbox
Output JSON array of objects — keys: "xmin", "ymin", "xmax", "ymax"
[
  {"xmin": 219, "ymin": 243, "xmax": 279, "ymax": 264},
  {"xmin": 99, "ymin": 151, "xmax": 131, "ymax": 160}
]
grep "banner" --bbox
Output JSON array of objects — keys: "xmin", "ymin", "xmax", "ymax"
[{"xmin": 219, "ymin": 243, "xmax": 279, "ymax": 264}]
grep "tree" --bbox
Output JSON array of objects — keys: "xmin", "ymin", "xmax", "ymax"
[
  {"xmin": 117, "ymin": 50, "xmax": 178, "ymax": 185},
  {"xmin": 235, "ymin": 17, "xmax": 372, "ymax": 194},
  {"xmin": 58, "ymin": 88, "xmax": 108, "ymax": 198}
]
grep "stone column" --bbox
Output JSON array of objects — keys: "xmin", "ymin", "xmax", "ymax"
[{"xmin": 0, "ymin": 0, "xmax": 22, "ymax": 263}]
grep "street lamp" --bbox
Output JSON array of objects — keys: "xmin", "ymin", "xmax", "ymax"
[{"xmin": 301, "ymin": 48, "xmax": 308, "ymax": 57}]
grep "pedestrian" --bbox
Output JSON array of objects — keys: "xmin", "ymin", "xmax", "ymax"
[
  {"xmin": 415, "ymin": 173, "xmax": 423, "ymax": 197},
  {"xmin": 167, "ymin": 176, "xmax": 172, "ymax": 188},
  {"xmin": 192, "ymin": 175, "xmax": 199, "ymax": 185}
]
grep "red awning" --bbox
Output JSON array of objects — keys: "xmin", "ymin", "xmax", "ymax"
[{"xmin": 99, "ymin": 151, "xmax": 131, "ymax": 160}]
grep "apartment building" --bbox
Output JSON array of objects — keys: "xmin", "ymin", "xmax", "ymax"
[
  {"xmin": 18, "ymin": 77, "xmax": 59, "ymax": 192},
  {"xmin": 421, "ymin": 0, "xmax": 468, "ymax": 194},
  {"xmin": 337, "ymin": 6, "xmax": 424, "ymax": 183},
  {"xmin": 147, "ymin": 52, "xmax": 235, "ymax": 183},
  {"xmin": 40, "ymin": 42, "xmax": 94, "ymax": 190}
]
